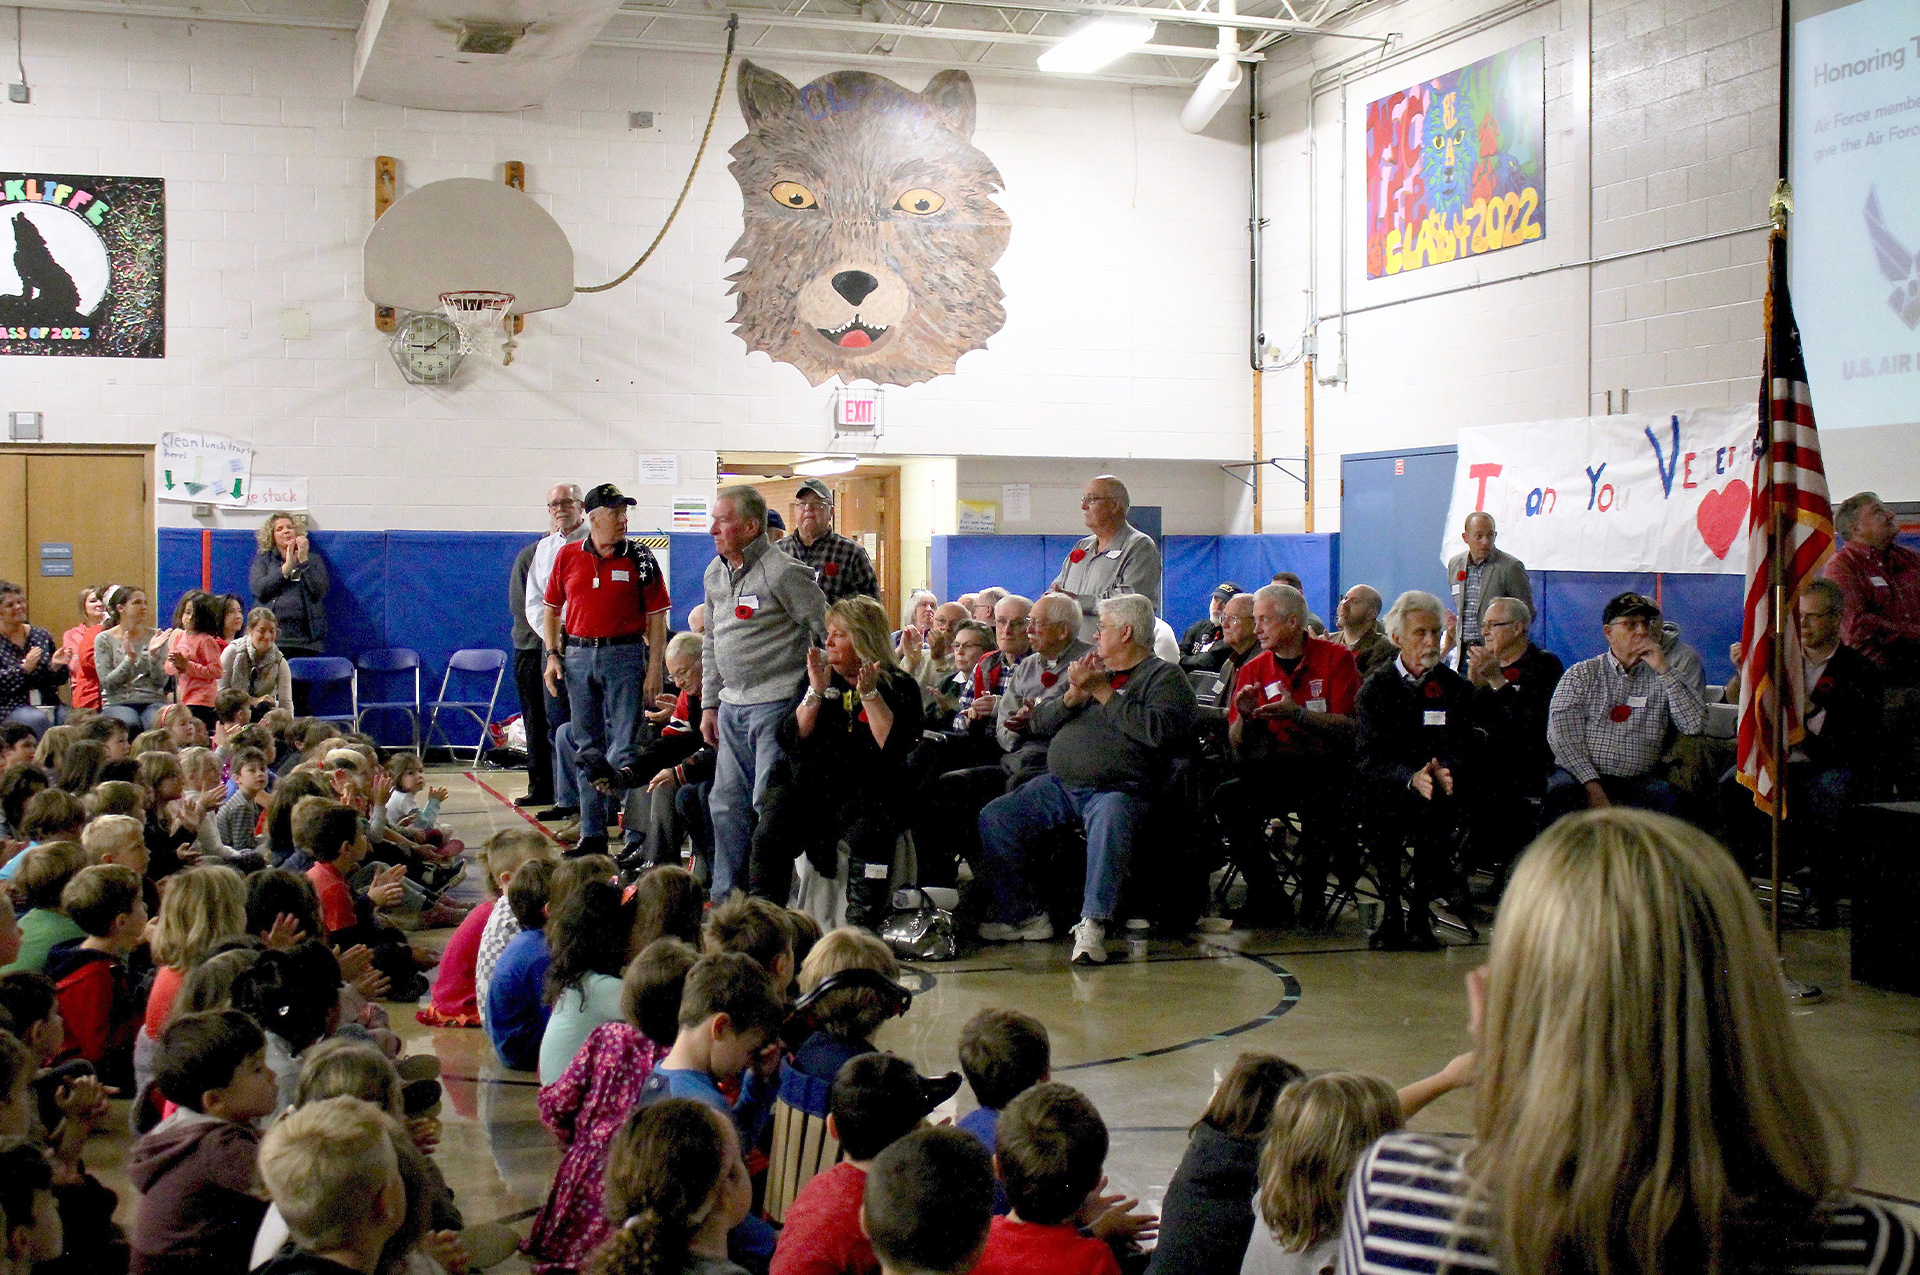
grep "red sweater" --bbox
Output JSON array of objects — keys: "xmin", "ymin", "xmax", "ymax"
[
  {"xmin": 430, "ymin": 898, "xmax": 495, "ymax": 1017},
  {"xmin": 307, "ymin": 861, "xmax": 356, "ymax": 934},
  {"xmin": 972, "ymin": 1216, "xmax": 1121, "ymax": 1275},
  {"xmin": 771, "ymin": 1162, "xmax": 876, "ymax": 1275}
]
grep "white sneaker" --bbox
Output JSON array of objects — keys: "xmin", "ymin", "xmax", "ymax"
[
  {"xmin": 978, "ymin": 914, "xmax": 1054, "ymax": 943},
  {"xmin": 1070, "ymin": 918, "xmax": 1108, "ymax": 965}
]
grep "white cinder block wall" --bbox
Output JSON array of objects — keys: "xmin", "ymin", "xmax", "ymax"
[
  {"xmin": 1252, "ymin": 0, "xmax": 1800, "ymax": 533},
  {"xmin": 1, "ymin": 13, "xmax": 1251, "ymax": 535}
]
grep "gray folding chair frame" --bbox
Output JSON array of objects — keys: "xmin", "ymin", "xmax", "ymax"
[
  {"xmin": 425, "ymin": 649, "xmax": 508, "ymax": 763},
  {"xmin": 354, "ymin": 648, "xmax": 423, "ymax": 753}
]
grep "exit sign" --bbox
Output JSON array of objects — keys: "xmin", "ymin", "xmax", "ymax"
[{"xmin": 835, "ymin": 387, "xmax": 883, "ymax": 431}]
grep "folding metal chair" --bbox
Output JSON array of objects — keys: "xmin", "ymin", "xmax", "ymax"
[
  {"xmin": 424, "ymin": 648, "xmax": 507, "ymax": 762},
  {"xmin": 353, "ymin": 648, "xmax": 422, "ymax": 751},
  {"xmin": 286, "ymin": 656, "xmax": 357, "ymax": 727}
]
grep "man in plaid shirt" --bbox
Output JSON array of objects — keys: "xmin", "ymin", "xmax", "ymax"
[
  {"xmin": 780, "ymin": 478, "xmax": 879, "ymax": 604},
  {"xmin": 1543, "ymin": 592, "xmax": 1706, "ymax": 823}
]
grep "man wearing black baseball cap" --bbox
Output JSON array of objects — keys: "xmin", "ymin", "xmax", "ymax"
[
  {"xmin": 540, "ymin": 482, "xmax": 670, "ymax": 857},
  {"xmin": 1542, "ymin": 591, "xmax": 1705, "ymax": 824},
  {"xmin": 1179, "ymin": 582, "xmax": 1239, "ymax": 666},
  {"xmin": 781, "ymin": 478, "xmax": 879, "ymax": 605}
]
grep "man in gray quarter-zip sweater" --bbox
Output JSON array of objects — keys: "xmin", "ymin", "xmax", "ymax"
[{"xmin": 700, "ymin": 484, "xmax": 829, "ymax": 901}]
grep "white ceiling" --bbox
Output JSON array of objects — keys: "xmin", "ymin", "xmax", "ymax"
[{"xmin": 16, "ymin": 0, "xmax": 1383, "ymax": 101}]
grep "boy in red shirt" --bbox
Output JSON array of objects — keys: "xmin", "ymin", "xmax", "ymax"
[
  {"xmin": 863, "ymin": 1127, "xmax": 995, "ymax": 1275},
  {"xmin": 972, "ymin": 1083, "xmax": 1156, "ymax": 1275},
  {"xmin": 772, "ymin": 1053, "xmax": 961, "ymax": 1275},
  {"xmin": 296, "ymin": 797, "xmax": 428, "ymax": 1001},
  {"xmin": 43, "ymin": 864, "xmax": 147, "ymax": 1091}
]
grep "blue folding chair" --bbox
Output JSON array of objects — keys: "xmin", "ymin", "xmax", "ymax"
[
  {"xmin": 424, "ymin": 648, "xmax": 508, "ymax": 762},
  {"xmin": 354, "ymin": 648, "xmax": 422, "ymax": 751},
  {"xmin": 287, "ymin": 657, "xmax": 357, "ymax": 727}
]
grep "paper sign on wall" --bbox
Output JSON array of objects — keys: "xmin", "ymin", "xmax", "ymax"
[
  {"xmin": 636, "ymin": 454, "xmax": 678, "ymax": 485},
  {"xmin": 958, "ymin": 500, "xmax": 997, "ymax": 534},
  {"xmin": 240, "ymin": 477, "xmax": 308, "ymax": 511},
  {"xmin": 1001, "ymin": 483, "xmax": 1031, "ymax": 522},
  {"xmin": 1443, "ymin": 408, "xmax": 1757, "ymax": 575},
  {"xmin": 672, "ymin": 496, "xmax": 711, "ymax": 532},
  {"xmin": 159, "ymin": 431, "xmax": 253, "ymax": 505}
]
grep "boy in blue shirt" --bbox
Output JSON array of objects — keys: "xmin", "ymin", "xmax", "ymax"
[{"xmin": 485, "ymin": 860, "xmax": 556, "ymax": 1072}]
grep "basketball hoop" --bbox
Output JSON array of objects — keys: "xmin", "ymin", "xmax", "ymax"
[{"xmin": 439, "ymin": 290, "xmax": 517, "ymax": 365}]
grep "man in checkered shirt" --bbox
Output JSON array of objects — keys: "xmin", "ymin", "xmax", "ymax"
[
  {"xmin": 1543, "ymin": 591, "xmax": 1706, "ymax": 823},
  {"xmin": 779, "ymin": 478, "xmax": 879, "ymax": 604}
]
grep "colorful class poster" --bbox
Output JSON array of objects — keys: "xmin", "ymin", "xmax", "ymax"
[
  {"xmin": 1365, "ymin": 42, "xmax": 1546, "ymax": 279},
  {"xmin": 0, "ymin": 173, "xmax": 166, "ymax": 358}
]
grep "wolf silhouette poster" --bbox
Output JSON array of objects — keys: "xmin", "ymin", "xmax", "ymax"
[
  {"xmin": 726, "ymin": 62, "xmax": 1011, "ymax": 387},
  {"xmin": 0, "ymin": 173, "xmax": 165, "ymax": 358},
  {"xmin": 1364, "ymin": 42, "xmax": 1545, "ymax": 279}
]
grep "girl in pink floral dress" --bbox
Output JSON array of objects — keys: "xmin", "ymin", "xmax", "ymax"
[{"xmin": 524, "ymin": 937, "xmax": 700, "ymax": 1273}]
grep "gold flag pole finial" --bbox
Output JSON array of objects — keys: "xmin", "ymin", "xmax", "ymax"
[{"xmin": 1770, "ymin": 179, "xmax": 1794, "ymax": 231}]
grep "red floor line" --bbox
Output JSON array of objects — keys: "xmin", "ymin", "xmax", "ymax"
[{"xmin": 464, "ymin": 771, "xmax": 560, "ymax": 844}]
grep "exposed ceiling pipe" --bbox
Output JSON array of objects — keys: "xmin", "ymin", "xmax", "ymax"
[
  {"xmin": 824, "ymin": 0, "xmax": 1392, "ymax": 40},
  {"xmin": 1177, "ymin": 0, "xmax": 1240, "ymax": 131},
  {"xmin": 618, "ymin": 6, "xmax": 1250, "ymax": 58},
  {"xmin": 591, "ymin": 31, "xmax": 1196, "ymax": 84}
]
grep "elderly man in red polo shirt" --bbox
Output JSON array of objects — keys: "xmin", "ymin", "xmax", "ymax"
[
  {"xmin": 1220, "ymin": 583, "xmax": 1362, "ymax": 928},
  {"xmin": 1825, "ymin": 491, "xmax": 1920, "ymax": 686},
  {"xmin": 541, "ymin": 483, "xmax": 670, "ymax": 858}
]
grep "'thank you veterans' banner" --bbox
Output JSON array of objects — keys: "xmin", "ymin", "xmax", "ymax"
[{"xmin": 1443, "ymin": 409, "xmax": 1758, "ymax": 575}]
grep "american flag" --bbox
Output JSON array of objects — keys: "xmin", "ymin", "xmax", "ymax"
[{"xmin": 1735, "ymin": 230, "xmax": 1835, "ymax": 815}]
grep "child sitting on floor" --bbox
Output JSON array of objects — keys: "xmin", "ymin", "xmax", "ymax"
[
  {"xmin": 472, "ymin": 830, "xmax": 561, "ymax": 1028},
  {"xmin": 0, "ymin": 1136, "xmax": 64, "ymax": 1275},
  {"xmin": 383, "ymin": 754, "xmax": 462, "ymax": 859},
  {"xmin": 421, "ymin": 828, "xmax": 546, "ymax": 1029},
  {"xmin": 771, "ymin": 1053, "xmax": 961, "ymax": 1275},
  {"xmin": 789, "ymin": 928, "xmax": 904, "ymax": 1083},
  {"xmin": 253, "ymin": 1096, "xmax": 407, "ymax": 1275},
  {"xmin": 526, "ymin": 936, "xmax": 699, "ymax": 1273},
  {"xmin": 137, "ymin": 866, "xmax": 251, "ymax": 1120},
  {"xmin": 586, "ymin": 1098, "xmax": 755, "ymax": 1275},
  {"xmin": 297, "ymin": 797, "xmax": 433, "ymax": 1002},
  {"xmin": 45, "ymin": 864, "xmax": 147, "ymax": 1091},
  {"xmin": 973, "ymin": 1083, "xmax": 1157, "ymax": 1275},
  {"xmin": 1240, "ymin": 1072, "xmax": 1405, "ymax": 1275},
  {"xmin": 128, "ymin": 1010, "xmax": 278, "ymax": 1275},
  {"xmin": 957, "ymin": 1008, "xmax": 1052, "ymax": 1216},
  {"xmin": 864, "ymin": 1128, "xmax": 996, "ymax": 1275},
  {"xmin": 485, "ymin": 859, "xmax": 557, "ymax": 1072},
  {"xmin": 702, "ymin": 895, "xmax": 795, "ymax": 996},
  {"xmin": 2, "ymin": 842, "xmax": 91, "ymax": 976},
  {"xmin": 213, "ymin": 748, "xmax": 272, "ymax": 858}
]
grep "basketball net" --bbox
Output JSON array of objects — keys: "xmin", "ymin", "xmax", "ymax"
[{"xmin": 439, "ymin": 290, "xmax": 517, "ymax": 366}]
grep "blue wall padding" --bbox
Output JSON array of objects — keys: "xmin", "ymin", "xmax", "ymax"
[
  {"xmin": 668, "ymin": 534, "xmax": 715, "ymax": 630},
  {"xmin": 1532, "ymin": 570, "xmax": 1744, "ymax": 685}
]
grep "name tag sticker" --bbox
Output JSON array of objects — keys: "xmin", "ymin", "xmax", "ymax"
[
  {"xmin": 1628, "ymin": 695, "xmax": 1649, "ymax": 708},
  {"xmin": 738, "ymin": 594, "xmax": 759, "ymax": 609},
  {"xmin": 611, "ymin": 569, "xmax": 630, "ymax": 582},
  {"xmin": 1423, "ymin": 710, "xmax": 1447, "ymax": 726},
  {"xmin": 1105, "ymin": 549, "xmax": 1123, "ymax": 560},
  {"xmin": 1306, "ymin": 699, "xmax": 1328, "ymax": 713},
  {"xmin": 1265, "ymin": 681, "xmax": 1284, "ymax": 699},
  {"xmin": 1870, "ymin": 576, "xmax": 1889, "ymax": 587}
]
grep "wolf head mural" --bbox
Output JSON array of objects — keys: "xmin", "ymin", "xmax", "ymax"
[{"xmin": 725, "ymin": 61, "xmax": 1012, "ymax": 387}]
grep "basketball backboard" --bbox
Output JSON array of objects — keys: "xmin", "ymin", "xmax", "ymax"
[{"xmin": 363, "ymin": 177, "xmax": 574, "ymax": 314}]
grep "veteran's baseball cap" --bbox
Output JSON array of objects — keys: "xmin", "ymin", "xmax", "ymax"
[
  {"xmin": 583, "ymin": 483, "xmax": 637, "ymax": 512},
  {"xmin": 1602, "ymin": 592, "xmax": 1660, "ymax": 624}
]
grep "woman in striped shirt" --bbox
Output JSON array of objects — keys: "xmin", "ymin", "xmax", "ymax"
[{"xmin": 1339, "ymin": 808, "xmax": 1916, "ymax": 1275}]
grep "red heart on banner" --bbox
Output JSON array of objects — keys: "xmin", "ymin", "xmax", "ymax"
[{"xmin": 1695, "ymin": 480, "xmax": 1749, "ymax": 560}]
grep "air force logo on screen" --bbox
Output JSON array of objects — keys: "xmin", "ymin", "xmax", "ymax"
[{"xmin": 1865, "ymin": 186, "xmax": 1920, "ymax": 330}]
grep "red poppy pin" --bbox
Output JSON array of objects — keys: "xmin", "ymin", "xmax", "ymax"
[
  {"xmin": 1424, "ymin": 681, "xmax": 1444, "ymax": 700},
  {"xmin": 1609, "ymin": 705, "xmax": 1632, "ymax": 722},
  {"xmin": 1109, "ymin": 671, "xmax": 1131, "ymax": 690},
  {"xmin": 1456, "ymin": 570, "xmax": 1467, "ymax": 582},
  {"xmin": 1814, "ymin": 676, "xmax": 1836, "ymax": 698},
  {"xmin": 1502, "ymin": 666, "xmax": 1522, "ymax": 683},
  {"xmin": 1069, "ymin": 548, "xmax": 1087, "ymax": 563},
  {"xmin": 735, "ymin": 605, "xmax": 752, "ymax": 620},
  {"xmin": 856, "ymin": 707, "xmax": 868, "ymax": 724},
  {"xmin": 1041, "ymin": 671, "xmax": 1058, "ymax": 688},
  {"xmin": 823, "ymin": 561, "xmax": 840, "ymax": 578}
]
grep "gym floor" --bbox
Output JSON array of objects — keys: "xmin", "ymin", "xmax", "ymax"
[{"xmin": 86, "ymin": 767, "xmax": 1920, "ymax": 1268}]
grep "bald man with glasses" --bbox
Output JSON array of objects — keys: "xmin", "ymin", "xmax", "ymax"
[{"xmin": 515, "ymin": 483, "xmax": 588, "ymax": 813}]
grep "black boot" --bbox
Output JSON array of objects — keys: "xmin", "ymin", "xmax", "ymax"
[{"xmin": 845, "ymin": 860, "xmax": 894, "ymax": 933}]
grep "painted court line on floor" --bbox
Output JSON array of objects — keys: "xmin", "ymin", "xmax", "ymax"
[
  {"xmin": 465, "ymin": 771, "xmax": 562, "ymax": 844},
  {"xmin": 1056, "ymin": 948, "xmax": 1302, "ymax": 1073}
]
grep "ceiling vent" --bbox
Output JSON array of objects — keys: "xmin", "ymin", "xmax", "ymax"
[
  {"xmin": 353, "ymin": 0, "xmax": 625, "ymax": 111},
  {"xmin": 455, "ymin": 20, "xmax": 529, "ymax": 53}
]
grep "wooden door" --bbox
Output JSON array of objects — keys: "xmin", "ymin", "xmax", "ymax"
[
  {"xmin": 0, "ymin": 454, "xmax": 25, "ymax": 589},
  {"xmin": 832, "ymin": 474, "xmax": 898, "ymax": 621},
  {"xmin": 17, "ymin": 451, "xmax": 152, "ymax": 634}
]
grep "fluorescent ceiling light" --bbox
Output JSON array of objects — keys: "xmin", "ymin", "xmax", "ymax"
[
  {"xmin": 1038, "ymin": 16, "xmax": 1155, "ymax": 73},
  {"xmin": 794, "ymin": 456, "xmax": 859, "ymax": 477}
]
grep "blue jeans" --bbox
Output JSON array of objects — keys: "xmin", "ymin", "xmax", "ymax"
[
  {"xmin": 3, "ymin": 705, "xmax": 54, "ymax": 735},
  {"xmin": 709, "ymin": 699, "xmax": 791, "ymax": 901},
  {"xmin": 977, "ymin": 774, "xmax": 1147, "ymax": 924},
  {"xmin": 563, "ymin": 642, "xmax": 649, "ymax": 841},
  {"xmin": 1542, "ymin": 768, "xmax": 1683, "ymax": 825},
  {"xmin": 101, "ymin": 703, "xmax": 163, "ymax": 733},
  {"xmin": 552, "ymin": 723, "xmax": 580, "ymax": 808}
]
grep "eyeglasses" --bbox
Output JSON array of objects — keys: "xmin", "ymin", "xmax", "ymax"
[
  {"xmin": 1080, "ymin": 496, "xmax": 1116, "ymax": 507},
  {"xmin": 548, "ymin": 499, "xmax": 581, "ymax": 510},
  {"xmin": 996, "ymin": 618, "xmax": 1029, "ymax": 630},
  {"xmin": 1484, "ymin": 619, "xmax": 1520, "ymax": 630},
  {"xmin": 1800, "ymin": 608, "xmax": 1837, "ymax": 620}
]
